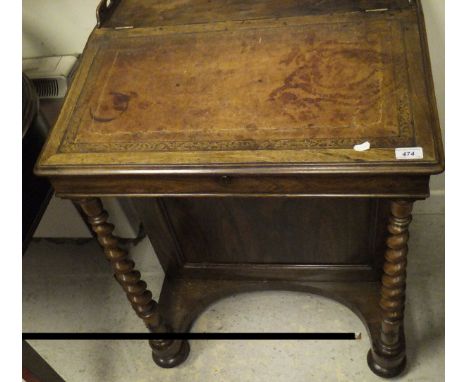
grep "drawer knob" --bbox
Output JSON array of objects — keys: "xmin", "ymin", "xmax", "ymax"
[{"xmin": 220, "ymin": 175, "xmax": 232, "ymax": 185}]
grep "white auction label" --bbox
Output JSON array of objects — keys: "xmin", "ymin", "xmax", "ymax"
[{"xmin": 395, "ymin": 147, "xmax": 424, "ymax": 160}]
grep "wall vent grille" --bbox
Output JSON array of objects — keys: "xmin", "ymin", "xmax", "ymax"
[
  {"xmin": 32, "ymin": 78, "xmax": 60, "ymax": 98},
  {"xmin": 30, "ymin": 77, "xmax": 67, "ymax": 99}
]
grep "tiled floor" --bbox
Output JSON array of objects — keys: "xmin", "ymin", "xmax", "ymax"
[{"xmin": 23, "ymin": 213, "xmax": 444, "ymax": 382}]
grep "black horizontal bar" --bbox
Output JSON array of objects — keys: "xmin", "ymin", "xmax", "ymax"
[{"xmin": 23, "ymin": 332, "xmax": 358, "ymax": 340}]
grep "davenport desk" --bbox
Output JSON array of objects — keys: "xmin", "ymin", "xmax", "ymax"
[{"xmin": 35, "ymin": 0, "xmax": 444, "ymax": 378}]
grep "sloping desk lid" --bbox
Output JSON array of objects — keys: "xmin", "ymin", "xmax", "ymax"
[{"xmin": 37, "ymin": 1, "xmax": 444, "ymax": 177}]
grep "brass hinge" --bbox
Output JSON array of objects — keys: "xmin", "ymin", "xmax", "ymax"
[
  {"xmin": 365, "ymin": 0, "xmax": 413, "ymax": 12},
  {"xmin": 365, "ymin": 8, "xmax": 389, "ymax": 13},
  {"xmin": 96, "ymin": 0, "xmax": 121, "ymax": 28}
]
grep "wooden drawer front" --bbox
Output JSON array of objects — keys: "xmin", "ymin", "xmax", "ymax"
[{"xmin": 52, "ymin": 174, "xmax": 429, "ymax": 198}]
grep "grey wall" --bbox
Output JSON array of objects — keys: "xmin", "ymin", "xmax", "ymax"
[
  {"xmin": 22, "ymin": 0, "xmax": 99, "ymax": 58},
  {"xmin": 418, "ymin": 0, "xmax": 445, "ymax": 213}
]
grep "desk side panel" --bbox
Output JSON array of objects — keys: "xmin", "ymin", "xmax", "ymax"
[{"xmin": 134, "ymin": 197, "xmax": 389, "ymax": 281}]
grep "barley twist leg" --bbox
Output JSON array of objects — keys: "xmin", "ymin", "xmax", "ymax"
[
  {"xmin": 75, "ymin": 197, "xmax": 189, "ymax": 368},
  {"xmin": 368, "ymin": 199, "xmax": 413, "ymax": 378}
]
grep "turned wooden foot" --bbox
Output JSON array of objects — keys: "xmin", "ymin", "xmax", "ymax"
[
  {"xmin": 368, "ymin": 200, "xmax": 413, "ymax": 378},
  {"xmin": 150, "ymin": 339, "xmax": 190, "ymax": 368},
  {"xmin": 75, "ymin": 198, "xmax": 190, "ymax": 368}
]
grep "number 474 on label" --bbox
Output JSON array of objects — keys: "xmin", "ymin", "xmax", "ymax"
[{"xmin": 395, "ymin": 147, "xmax": 424, "ymax": 160}]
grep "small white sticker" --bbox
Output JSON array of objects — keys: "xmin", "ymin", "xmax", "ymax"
[
  {"xmin": 395, "ymin": 147, "xmax": 424, "ymax": 160},
  {"xmin": 353, "ymin": 141, "xmax": 370, "ymax": 151}
]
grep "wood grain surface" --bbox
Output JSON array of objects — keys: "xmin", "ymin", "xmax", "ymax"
[
  {"xmin": 105, "ymin": 0, "xmax": 412, "ymax": 28},
  {"xmin": 36, "ymin": 3, "xmax": 444, "ymax": 180},
  {"xmin": 159, "ymin": 198, "xmax": 375, "ymax": 264}
]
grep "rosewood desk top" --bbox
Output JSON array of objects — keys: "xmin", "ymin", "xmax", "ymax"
[{"xmin": 36, "ymin": 0, "xmax": 443, "ymax": 197}]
